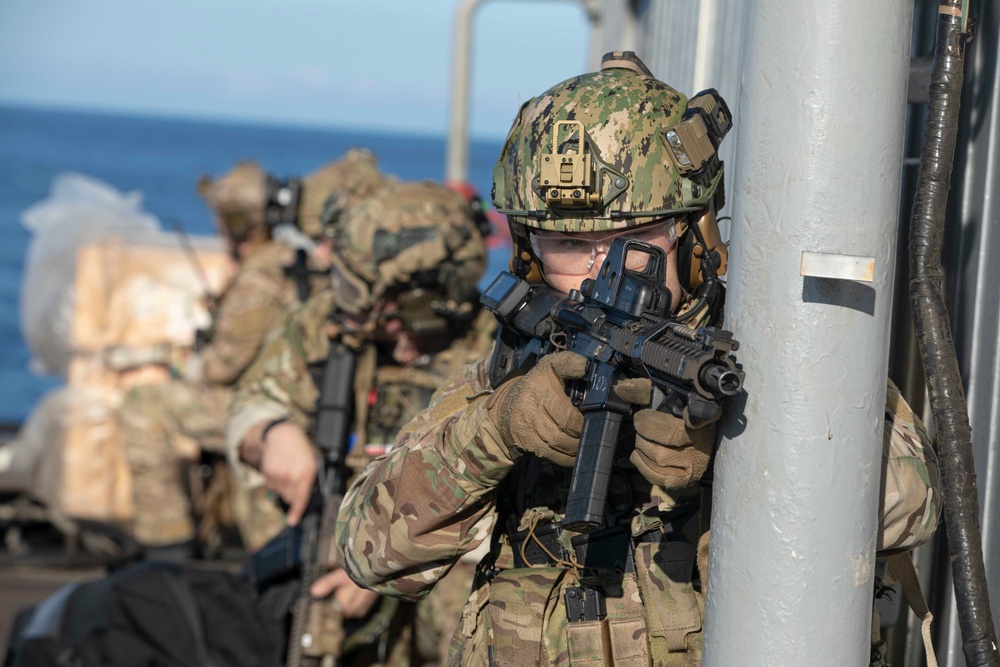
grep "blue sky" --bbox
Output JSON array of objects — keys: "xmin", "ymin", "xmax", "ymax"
[{"xmin": 0, "ymin": 0, "xmax": 589, "ymax": 139}]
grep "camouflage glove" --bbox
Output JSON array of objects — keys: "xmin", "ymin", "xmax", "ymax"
[
  {"xmin": 485, "ymin": 351, "xmax": 587, "ymax": 466},
  {"xmin": 614, "ymin": 377, "xmax": 716, "ymax": 490}
]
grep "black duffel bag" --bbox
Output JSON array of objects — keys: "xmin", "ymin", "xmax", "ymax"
[{"xmin": 4, "ymin": 562, "xmax": 285, "ymax": 667}]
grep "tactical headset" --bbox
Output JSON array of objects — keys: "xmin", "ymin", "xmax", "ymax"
[{"xmin": 264, "ymin": 176, "xmax": 303, "ymax": 231}]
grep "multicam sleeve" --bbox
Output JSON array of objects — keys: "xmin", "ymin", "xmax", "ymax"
[
  {"xmin": 337, "ymin": 358, "xmax": 513, "ymax": 600},
  {"xmin": 224, "ymin": 337, "xmax": 313, "ymax": 488},
  {"xmin": 877, "ymin": 380, "xmax": 942, "ymax": 554},
  {"xmin": 225, "ymin": 290, "xmax": 336, "ymax": 482},
  {"xmin": 201, "ymin": 264, "xmax": 289, "ymax": 385}
]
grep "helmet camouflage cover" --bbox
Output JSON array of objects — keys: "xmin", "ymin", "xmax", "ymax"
[
  {"xmin": 298, "ymin": 148, "xmax": 394, "ymax": 238},
  {"xmin": 329, "ymin": 181, "xmax": 486, "ymax": 320},
  {"xmin": 492, "ymin": 51, "xmax": 725, "ymax": 233},
  {"xmin": 198, "ymin": 161, "xmax": 268, "ymax": 230}
]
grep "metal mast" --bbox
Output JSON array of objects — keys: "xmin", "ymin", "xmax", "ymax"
[{"xmin": 702, "ymin": 0, "xmax": 914, "ymax": 664}]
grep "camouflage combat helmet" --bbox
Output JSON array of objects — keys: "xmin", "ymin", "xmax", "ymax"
[
  {"xmin": 198, "ymin": 161, "xmax": 268, "ymax": 241},
  {"xmin": 299, "ymin": 148, "xmax": 394, "ymax": 238},
  {"xmin": 328, "ymin": 180, "xmax": 487, "ymax": 336},
  {"xmin": 492, "ymin": 51, "xmax": 731, "ymax": 282}
]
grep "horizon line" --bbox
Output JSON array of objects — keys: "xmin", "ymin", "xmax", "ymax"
[{"xmin": 0, "ymin": 97, "xmax": 509, "ymax": 145}]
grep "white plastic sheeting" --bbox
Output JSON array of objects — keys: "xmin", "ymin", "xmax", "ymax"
[{"xmin": 20, "ymin": 173, "xmax": 160, "ymax": 377}]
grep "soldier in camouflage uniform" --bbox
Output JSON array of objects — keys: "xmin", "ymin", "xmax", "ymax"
[
  {"xmin": 280, "ymin": 148, "xmax": 395, "ymax": 278},
  {"xmin": 227, "ymin": 180, "xmax": 496, "ymax": 665},
  {"xmin": 336, "ymin": 52, "xmax": 941, "ymax": 666},
  {"xmin": 122, "ymin": 153, "xmax": 388, "ymax": 553},
  {"xmin": 225, "ymin": 148, "xmax": 395, "ymax": 547}
]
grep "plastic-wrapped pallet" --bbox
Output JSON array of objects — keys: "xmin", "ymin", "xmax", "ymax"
[{"xmin": 8, "ymin": 173, "xmax": 235, "ymax": 522}]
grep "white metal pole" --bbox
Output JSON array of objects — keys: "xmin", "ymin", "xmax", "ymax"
[
  {"xmin": 445, "ymin": 0, "xmax": 481, "ymax": 185},
  {"xmin": 444, "ymin": 0, "xmax": 602, "ymax": 184},
  {"xmin": 702, "ymin": 0, "xmax": 914, "ymax": 664}
]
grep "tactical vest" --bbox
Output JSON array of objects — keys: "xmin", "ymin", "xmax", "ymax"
[{"xmin": 452, "ymin": 297, "xmax": 714, "ymax": 666}]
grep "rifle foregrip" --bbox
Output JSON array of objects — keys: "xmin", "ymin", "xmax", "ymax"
[{"xmin": 563, "ymin": 411, "xmax": 625, "ymax": 533}]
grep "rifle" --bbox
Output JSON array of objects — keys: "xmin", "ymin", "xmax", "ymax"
[
  {"xmin": 242, "ymin": 339, "xmax": 356, "ymax": 666},
  {"xmin": 271, "ymin": 220, "xmax": 325, "ymax": 304},
  {"xmin": 481, "ymin": 237, "xmax": 744, "ymax": 533},
  {"xmin": 168, "ymin": 218, "xmax": 219, "ymax": 318},
  {"xmin": 284, "ymin": 248, "xmax": 314, "ymax": 302}
]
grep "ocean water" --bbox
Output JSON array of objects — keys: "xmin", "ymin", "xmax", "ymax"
[{"xmin": 0, "ymin": 103, "xmax": 506, "ymax": 424}]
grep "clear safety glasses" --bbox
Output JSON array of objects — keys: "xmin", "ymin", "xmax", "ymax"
[{"xmin": 529, "ymin": 218, "xmax": 677, "ymax": 276}]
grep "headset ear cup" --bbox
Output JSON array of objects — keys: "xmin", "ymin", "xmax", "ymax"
[
  {"xmin": 508, "ymin": 220, "xmax": 545, "ymax": 282},
  {"xmin": 683, "ymin": 207, "xmax": 729, "ymax": 289},
  {"xmin": 226, "ymin": 215, "xmax": 249, "ymax": 244},
  {"xmin": 509, "ymin": 242, "xmax": 544, "ymax": 282},
  {"xmin": 696, "ymin": 209, "xmax": 728, "ymax": 280}
]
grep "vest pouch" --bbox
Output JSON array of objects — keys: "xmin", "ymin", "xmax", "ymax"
[
  {"xmin": 566, "ymin": 619, "xmax": 612, "ymax": 666},
  {"xmin": 564, "ymin": 575, "xmax": 652, "ymax": 667},
  {"xmin": 607, "ymin": 618, "xmax": 652, "ymax": 667},
  {"xmin": 486, "ymin": 567, "xmax": 562, "ymax": 667},
  {"xmin": 634, "ymin": 541, "xmax": 702, "ymax": 656},
  {"xmin": 451, "ymin": 577, "xmax": 491, "ymax": 667}
]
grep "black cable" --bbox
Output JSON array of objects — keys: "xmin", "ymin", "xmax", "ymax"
[
  {"xmin": 908, "ymin": 2, "xmax": 999, "ymax": 664},
  {"xmin": 673, "ymin": 217, "xmax": 720, "ymax": 324}
]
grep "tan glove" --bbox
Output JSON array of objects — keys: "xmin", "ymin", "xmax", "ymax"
[
  {"xmin": 614, "ymin": 377, "xmax": 716, "ymax": 489},
  {"xmin": 486, "ymin": 351, "xmax": 587, "ymax": 466}
]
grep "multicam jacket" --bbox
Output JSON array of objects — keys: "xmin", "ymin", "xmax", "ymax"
[
  {"xmin": 200, "ymin": 239, "xmax": 298, "ymax": 385},
  {"xmin": 226, "ymin": 286, "xmax": 498, "ymax": 489},
  {"xmin": 336, "ymin": 350, "xmax": 940, "ymax": 666}
]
